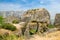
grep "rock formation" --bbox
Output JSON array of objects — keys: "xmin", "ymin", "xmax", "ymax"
[
  {"xmin": 22, "ymin": 8, "xmax": 50, "ymax": 23},
  {"xmin": 54, "ymin": 14, "xmax": 60, "ymax": 28},
  {"xmin": 0, "ymin": 29, "xmax": 12, "ymax": 36},
  {"xmin": 21, "ymin": 8, "xmax": 50, "ymax": 37},
  {"xmin": 4, "ymin": 16, "xmax": 20, "ymax": 23}
]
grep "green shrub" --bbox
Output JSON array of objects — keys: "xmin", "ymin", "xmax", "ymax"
[
  {"xmin": 0, "ymin": 16, "xmax": 4, "ymax": 24},
  {"xmin": 0, "ymin": 34, "xmax": 24, "ymax": 40},
  {"xmin": 1, "ymin": 23, "xmax": 16, "ymax": 31},
  {"xmin": 0, "ymin": 34, "xmax": 18, "ymax": 40},
  {"xmin": 12, "ymin": 20, "xmax": 19, "ymax": 24},
  {"xmin": 48, "ymin": 24, "xmax": 55, "ymax": 28},
  {"xmin": 29, "ymin": 29, "xmax": 36, "ymax": 35}
]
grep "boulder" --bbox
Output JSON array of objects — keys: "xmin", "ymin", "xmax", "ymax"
[
  {"xmin": 13, "ymin": 22, "xmax": 26, "ymax": 36},
  {"xmin": 38, "ymin": 22, "xmax": 48, "ymax": 33},
  {"xmin": 24, "ymin": 22, "xmax": 37, "ymax": 35},
  {"xmin": 21, "ymin": 8, "xmax": 50, "ymax": 36},
  {"xmin": 22, "ymin": 8, "xmax": 50, "ymax": 24},
  {"xmin": 0, "ymin": 29, "xmax": 12, "ymax": 36},
  {"xmin": 54, "ymin": 14, "xmax": 60, "ymax": 28},
  {"xmin": 13, "ymin": 29, "xmax": 22, "ymax": 37}
]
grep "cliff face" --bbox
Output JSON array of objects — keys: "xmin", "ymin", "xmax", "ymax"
[
  {"xmin": 21, "ymin": 8, "xmax": 50, "ymax": 37},
  {"xmin": 54, "ymin": 14, "xmax": 60, "ymax": 27}
]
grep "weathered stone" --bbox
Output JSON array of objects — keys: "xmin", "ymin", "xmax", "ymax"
[
  {"xmin": 13, "ymin": 22, "xmax": 26, "ymax": 36},
  {"xmin": 13, "ymin": 29, "xmax": 22, "ymax": 37},
  {"xmin": 22, "ymin": 8, "xmax": 50, "ymax": 24},
  {"xmin": 0, "ymin": 29, "xmax": 12, "ymax": 36},
  {"xmin": 24, "ymin": 22, "xmax": 37, "ymax": 38},
  {"xmin": 54, "ymin": 14, "xmax": 60, "ymax": 28},
  {"xmin": 21, "ymin": 8, "xmax": 50, "ymax": 36},
  {"xmin": 4, "ymin": 16, "xmax": 20, "ymax": 23}
]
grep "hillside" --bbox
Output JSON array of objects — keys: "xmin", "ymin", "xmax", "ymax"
[
  {"xmin": 29, "ymin": 31, "xmax": 60, "ymax": 40},
  {"xmin": 0, "ymin": 8, "xmax": 60, "ymax": 40}
]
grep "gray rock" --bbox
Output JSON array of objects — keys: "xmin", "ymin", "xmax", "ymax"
[
  {"xmin": 21, "ymin": 8, "xmax": 50, "ymax": 36},
  {"xmin": 54, "ymin": 14, "xmax": 60, "ymax": 28}
]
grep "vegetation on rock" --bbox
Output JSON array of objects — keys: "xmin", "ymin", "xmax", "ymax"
[
  {"xmin": 48, "ymin": 24, "xmax": 55, "ymax": 28},
  {"xmin": 1, "ymin": 23, "xmax": 16, "ymax": 31},
  {"xmin": 12, "ymin": 20, "xmax": 19, "ymax": 24},
  {"xmin": 29, "ymin": 29, "xmax": 36, "ymax": 35}
]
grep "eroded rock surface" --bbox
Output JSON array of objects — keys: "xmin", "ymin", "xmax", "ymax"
[
  {"xmin": 0, "ymin": 29, "xmax": 12, "ymax": 36},
  {"xmin": 21, "ymin": 8, "xmax": 50, "ymax": 37},
  {"xmin": 54, "ymin": 14, "xmax": 60, "ymax": 28}
]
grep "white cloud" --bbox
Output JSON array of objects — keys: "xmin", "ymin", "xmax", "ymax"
[
  {"xmin": 0, "ymin": 3, "xmax": 23, "ymax": 11},
  {"xmin": 0, "ymin": 0, "xmax": 60, "ymax": 20},
  {"xmin": 40, "ymin": 1, "xmax": 44, "ymax": 4},
  {"xmin": 48, "ymin": 0, "xmax": 60, "ymax": 19},
  {"xmin": 34, "ymin": 0, "xmax": 60, "ymax": 20},
  {"xmin": 22, "ymin": 0, "xmax": 28, "ymax": 3}
]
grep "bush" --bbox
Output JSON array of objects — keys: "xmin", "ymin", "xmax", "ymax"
[
  {"xmin": 48, "ymin": 24, "xmax": 55, "ymax": 28},
  {"xmin": 0, "ymin": 34, "xmax": 24, "ymax": 40},
  {"xmin": 1, "ymin": 23, "xmax": 16, "ymax": 31},
  {"xmin": 29, "ymin": 29, "xmax": 36, "ymax": 35},
  {"xmin": 0, "ymin": 16, "xmax": 4, "ymax": 24},
  {"xmin": 12, "ymin": 20, "xmax": 19, "ymax": 24}
]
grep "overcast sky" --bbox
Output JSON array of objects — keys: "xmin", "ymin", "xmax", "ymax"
[{"xmin": 0, "ymin": 0, "xmax": 60, "ymax": 19}]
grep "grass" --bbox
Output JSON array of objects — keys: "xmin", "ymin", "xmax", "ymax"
[
  {"xmin": 0, "ymin": 34, "xmax": 25, "ymax": 40},
  {"xmin": 48, "ymin": 24, "xmax": 55, "ymax": 28}
]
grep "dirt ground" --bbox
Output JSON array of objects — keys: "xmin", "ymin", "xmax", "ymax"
[
  {"xmin": 29, "ymin": 31, "xmax": 60, "ymax": 40},
  {"xmin": 13, "ymin": 24, "xmax": 60, "ymax": 40}
]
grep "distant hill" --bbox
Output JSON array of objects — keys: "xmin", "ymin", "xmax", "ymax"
[{"xmin": 0, "ymin": 11, "xmax": 25, "ymax": 18}]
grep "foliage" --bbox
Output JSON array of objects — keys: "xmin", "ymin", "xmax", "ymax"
[
  {"xmin": 1, "ymin": 23, "xmax": 16, "ymax": 31},
  {"xmin": 48, "ymin": 24, "xmax": 55, "ymax": 28},
  {"xmin": 0, "ymin": 34, "xmax": 24, "ymax": 40},
  {"xmin": 29, "ymin": 29, "xmax": 36, "ymax": 35},
  {"xmin": 12, "ymin": 20, "xmax": 19, "ymax": 24},
  {"xmin": 0, "ymin": 16, "xmax": 4, "ymax": 24}
]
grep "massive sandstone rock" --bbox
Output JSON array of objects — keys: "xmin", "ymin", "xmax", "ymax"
[
  {"xmin": 54, "ymin": 14, "xmax": 60, "ymax": 28},
  {"xmin": 21, "ymin": 8, "xmax": 50, "ymax": 37}
]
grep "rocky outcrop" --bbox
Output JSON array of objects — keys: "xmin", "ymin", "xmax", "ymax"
[
  {"xmin": 21, "ymin": 8, "xmax": 50, "ymax": 37},
  {"xmin": 22, "ymin": 8, "xmax": 50, "ymax": 24},
  {"xmin": 4, "ymin": 16, "xmax": 20, "ymax": 23},
  {"xmin": 0, "ymin": 29, "xmax": 12, "ymax": 36},
  {"xmin": 54, "ymin": 14, "xmax": 60, "ymax": 28},
  {"xmin": 13, "ymin": 22, "xmax": 26, "ymax": 36}
]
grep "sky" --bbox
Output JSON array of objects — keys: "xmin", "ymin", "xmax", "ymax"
[{"xmin": 0, "ymin": 0, "xmax": 60, "ymax": 20}]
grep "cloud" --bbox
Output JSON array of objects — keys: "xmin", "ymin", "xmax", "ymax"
[
  {"xmin": 49, "ymin": 0, "xmax": 60, "ymax": 19},
  {"xmin": 0, "ymin": 0, "xmax": 60, "ymax": 19},
  {"xmin": 40, "ymin": 1, "xmax": 44, "ymax": 4},
  {"xmin": 0, "ymin": 3, "xmax": 24, "ymax": 11},
  {"xmin": 32, "ymin": 0, "xmax": 60, "ymax": 19},
  {"xmin": 47, "ymin": 0, "xmax": 60, "ymax": 19},
  {"xmin": 22, "ymin": 0, "xmax": 27, "ymax": 2}
]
